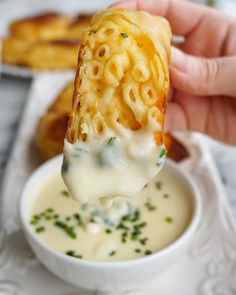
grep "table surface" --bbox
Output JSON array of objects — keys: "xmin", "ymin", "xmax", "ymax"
[{"xmin": 0, "ymin": 73, "xmax": 236, "ymax": 218}]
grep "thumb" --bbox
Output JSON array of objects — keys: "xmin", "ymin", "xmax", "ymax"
[{"xmin": 170, "ymin": 47, "xmax": 236, "ymax": 97}]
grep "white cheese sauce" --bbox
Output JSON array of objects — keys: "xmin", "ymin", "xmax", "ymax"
[
  {"xmin": 29, "ymin": 167, "xmax": 192, "ymax": 262},
  {"xmin": 62, "ymin": 118, "xmax": 166, "ymax": 206}
]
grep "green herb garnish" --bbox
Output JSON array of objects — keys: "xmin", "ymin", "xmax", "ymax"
[
  {"xmin": 61, "ymin": 190, "xmax": 69, "ymax": 197},
  {"xmin": 105, "ymin": 228, "xmax": 112, "ymax": 234},
  {"xmin": 73, "ymin": 213, "xmax": 84, "ymax": 227},
  {"xmin": 66, "ymin": 250, "xmax": 83, "ymax": 259},
  {"xmin": 140, "ymin": 237, "xmax": 148, "ymax": 246},
  {"xmin": 30, "ymin": 219, "xmax": 38, "ymax": 225},
  {"xmin": 120, "ymin": 33, "xmax": 128, "ymax": 38},
  {"xmin": 33, "ymin": 214, "xmax": 40, "ymax": 220},
  {"xmin": 135, "ymin": 248, "xmax": 141, "ymax": 253},
  {"xmin": 144, "ymin": 250, "xmax": 152, "ymax": 255},
  {"xmin": 160, "ymin": 148, "xmax": 167, "ymax": 158},
  {"xmin": 117, "ymin": 222, "xmax": 129, "ymax": 230},
  {"xmin": 109, "ymin": 250, "xmax": 116, "ymax": 256},
  {"xmin": 54, "ymin": 221, "xmax": 77, "ymax": 239},
  {"xmin": 155, "ymin": 181, "xmax": 162, "ymax": 190},
  {"xmin": 36, "ymin": 226, "xmax": 45, "ymax": 233},
  {"xmin": 165, "ymin": 216, "xmax": 173, "ymax": 224},
  {"xmin": 46, "ymin": 208, "xmax": 53, "ymax": 213},
  {"xmin": 163, "ymin": 193, "xmax": 169, "ymax": 199},
  {"xmin": 107, "ymin": 137, "xmax": 116, "ymax": 145},
  {"xmin": 144, "ymin": 199, "xmax": 156, "ymax": 211}
]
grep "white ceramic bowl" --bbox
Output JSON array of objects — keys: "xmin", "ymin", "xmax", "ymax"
[{"xmin": 20, "ymin": 155, "xmax": 201, "ymax": 292}]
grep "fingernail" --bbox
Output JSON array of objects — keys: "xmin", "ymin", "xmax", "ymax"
[{"xmin": 171, "ymin": 47, "xmax": 187, "ymax": 72}]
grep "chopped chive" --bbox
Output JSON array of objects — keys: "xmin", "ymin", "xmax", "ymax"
[
  {"xmin": 122, "ymin": 231, "xmax": 128, "ymax": 237},
  {"xmin": 107, "ymin": 137, "xmax": 116, "ymax": 145},
  {"xmin": 131, "ymin": 234, "xmax": 139, "ymax": 241},
  {"xmin": 160, "ymin": 148, "xmax": 167, "ymax": 158},
  {"xmin": 65, "ymin": 216, "xmax": 71, "ymax": 221},
  {"xmin": 163, "ymin": 193, "xmax": 169, "ymax": 198},
  {"xmin": 121, "ymin": 33, "xmax": 128, "ymax": 38},
  {"xmin": 135, "ymin": 248, "xmax": 141, "ymax": 253},
  {"xmin": 66, "ymin": 250, "xmax": 83, "ymax": 259},
  {"xmin": 54, "ymin": 221, "xmax": 67, "ymax": 229},
  {"xmin": 165, "ymin": 216, "xmax": 173, "ymax": 223},
  {"xmin": 54, "ymin": 221, "xmax": 77, "ymax": 239},
  {"xmin": 109, "ymin": 250, "xmax": 116, "ymax": 256},
  {"xmin": 73, "ymin": 213, "xmax": 84, "ymax": 227},
  {"xmin": 144, "ymin": 199, "xmax": 156, "ymax": 211},
  {"xmin": 61, "ymin": 190, "xmax": 69, "ymax": 197},
  {"xmin": 53, "ymin": 214, "xmax": 59, "ymax": 219},
  {"xmin": 136, "ymin": 222, "xmax": 147, "ymax": 228},
  {"xmin": 105, "ymin": 228, "xmax": 112, "ymax": 234},
  {"xmin": 73, "ymin": 213, "xmax": 81, "ymax": 220},
  {"xmin": 36, "ymin": 226, "xmax": 45, "ymax": 233},
  {"xmin": 140, "ymin": 237, "xmax": 148, "ymax": 246},
  {"xmin": 65, "ymin": 227, "xmax": 77, "ymax": 239},
  {"xmin": 45, "ymin": 215, "xmax": 52, "ymax": 220},
  {"xmin": 46, "ymin": 208, "xmax": 53, "ymax": 213},
  {"xmin": 117, "ymin": 223, "xmax": 129, "ymax": 230},
  {"xmin": 144, "ymin": 250, "xmax": 152, "ymax": 255},
  {"xmin": 30, "ymin": 219, "xmax": 38, "ymax": 225},
  {"xmin": 33, "ymin": 214, "xmax": 40, "ymax": 220},
  {"xmin": 155, "ymin": 181, "xmax": 162, "ymax": 190}
]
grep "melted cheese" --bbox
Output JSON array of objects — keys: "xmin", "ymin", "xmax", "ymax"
[{"xmin": 62, "ymin": 119, "xmax": 166, "ymax": 206}]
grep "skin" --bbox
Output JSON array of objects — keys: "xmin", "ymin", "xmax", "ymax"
[{"xmin": 112, "ymin": 0, "xmax": 236, "ymax": 145}]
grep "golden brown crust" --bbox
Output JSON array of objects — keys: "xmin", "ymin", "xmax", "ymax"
[
  {"xmin": 66, "ymin": 8, "xmax": 171, "ymax": 144},
  {"xmin": 35, "ymin": 82, "xmax": 74, "ymax": 161}
]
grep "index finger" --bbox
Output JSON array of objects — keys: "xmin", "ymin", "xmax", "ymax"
[{"xmin": 111, "ymin": 0, "xmax": 214, "ymax": 36}]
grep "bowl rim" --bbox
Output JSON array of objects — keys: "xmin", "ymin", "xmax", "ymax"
[{"xmin": 19, "ymin": 154, "xmax": 202, "ymax": 269}]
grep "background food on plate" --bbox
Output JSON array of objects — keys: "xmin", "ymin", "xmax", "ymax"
[{"xmin": 2, "ymin": 12, "xmax": 92, "ymax": 70}]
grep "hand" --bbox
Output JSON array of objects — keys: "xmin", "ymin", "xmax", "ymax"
[{"xmin": 112, "ymin": 0, "xmax": 236, "ymax": 145}]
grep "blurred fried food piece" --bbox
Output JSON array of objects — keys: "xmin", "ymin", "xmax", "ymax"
[
  {"xmin": 2, "ymin": 37, "xmax": 32, "ymax": 66},
  {"xmin": 35, "ymin": 82, "xmax": 74, "ymax": 161},
  {"xmin": 2, "ymin": 12, "xmax": 92, "ymax": 70},
  {"xmin": 67, "ymin": 14, "xmax": 93, "ymax": 39},
  {"xmin": 25, "ymin": 39, "xmax": 81, "ymax": 69},
  {"xmin": 9, "ymin": 12, "xmax": 70, "ymax": 41}
]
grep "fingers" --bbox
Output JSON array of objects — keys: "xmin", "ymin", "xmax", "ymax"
[
  {"xmin": 164, "ymin": 103, "xmax": 187, "ymax": 132},
  {"xmin": 111, "ymin": 0, "xmax": 213, "ymax": 36},
  {"xmin": 170, "ymin": 47, "xmax": 236, "ymax": 97}
]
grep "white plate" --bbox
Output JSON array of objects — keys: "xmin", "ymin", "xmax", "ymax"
[
  {"xmin": 1, "ymin": 73, "xmax": 236, "ymax": 294},
  {"xmin": 0, "ymin": 0, "xmax": 116, "ymax": 77}
]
